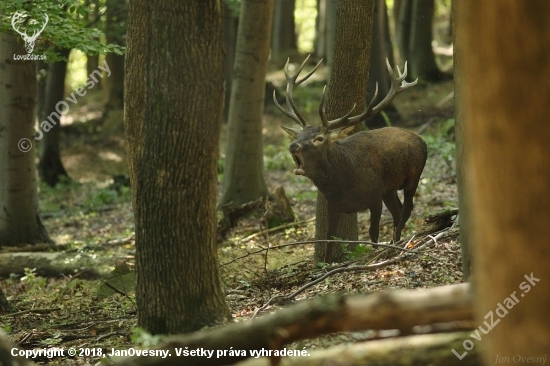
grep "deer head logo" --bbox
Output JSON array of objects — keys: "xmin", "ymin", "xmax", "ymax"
[{"xmin": 11, "ymin": 11, "xmax": 49, "ymax": 54}]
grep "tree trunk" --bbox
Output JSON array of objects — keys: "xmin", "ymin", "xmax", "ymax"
[
  {"xmin": 365, "ymin": 0, "xmax": 400, "ymax": 129},
  {"xmin": 0, "ymin": 33, "xmax": 51, "ymax": 247},
  {"xmin": 125, "ymin": 0, "xmax": 230, "ymax": 334},
  {"xmin": 38, "ymin": 48, "xmax": 71, "ymax": 187},
  {"xmin": 408, "ymin": 0, "xmax": 442, "ymax": 81},
  {"xmin": 220, "ymin": 0, "xmax": 274, "ymax": 207},
  {"xmin": 395, "ymin": 0, "xmax": 412, "ymax": 65},
  {"xmin": 271, "ymin": 0, "xmax": 297, "ymax": 65},
  {"xmin": 223, "ymin": 2, "xmax": 239, "ymax": 121},
  {"xmin": 86, "ymin": 0, "xmax": 101, "ymax": 86},
  {"xmin": 314, "ymin": 0, "xmax": 375, "ymax": 263},
  {"xmin": 458, "ymin": 0, "xmax": 550, "ymax": 362},
  {"xmin": 104, "ymin": 0, "xmax": 126, "ymax": 113},
  {"xmin": 451, "ymin": 0, "xmax": 470, "ymax": 280},
  {"xmin": 325, "ymin": 0, "xmax": 337, "ymax": 73},
  {"xmin": 314, "ymin": 0, "xmax": 327, "ymax": 59}
]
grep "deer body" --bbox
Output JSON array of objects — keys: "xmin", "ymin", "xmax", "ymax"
[{"xmin": 275, "ymin": 56, "xmax": 427, "ymax": 263}]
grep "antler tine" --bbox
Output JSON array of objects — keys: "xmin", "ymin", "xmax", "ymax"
[
  {"xmin": 273, "ymin": 90, "xmax": 302, "ymax": 125},
  {"xmin": 326, "ymin": 59, "xmax": 417, "ymax": 130},
  {"xmin": 11, "ymin": 12, "xmax": 25, "ymax": 37},
  {"xmin": 278, "ymin": 54, "xmax": 323, "ymax": 127}
]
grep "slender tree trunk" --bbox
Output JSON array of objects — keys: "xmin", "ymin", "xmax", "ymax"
[
  {"xmin": 325, "ymin": 0, "xmax": 337, "ymax": 73},
  {"xmin": 459, "ymin": 0, "xmax": 550, "ymax": 362},
  {"xmin": 314, "ymin": 0, "xmax": 327, "ymax": 59},
  {"xmin": 38, "ymin": 48, "xmax": 71, "ymax": 187},
  {"xmin": 451, "ymin": 0, "xmax": 470, "ymax": 280},
  {"xmin": 271, "ymin": 0, "xmax": 297, "ymax": 65},
  {"xmin": 223, "ymin": 2, "xmax": 239, "ymax": 121},
  {"xmin": 365, "ymin": 0, "xmax": 400, "ymax": 129},
  {"xmin": 0, "ymin": 33, "xmax": 50, "ymax": 247},
  {"xmin": 408, "ymin": 0, "xmax": 442, "ymax": 81},
  {"xmin": 125, "ymin": 0, "xmax": 230, "ymax": 334},
  {"xmin": 314, "ymin": 0, "xmax": 375, "ymax": 263},
  {"xmin": 104, "ymin": 0, "xmax": 126, "ymax": 113},
  {"xmin": 220, "ymin": 0, "xmax": 274, "ymax": 207},
  {"xmin": 86, "ymin": 0, "xmax": 101, "ymax": 86},
  {"xmin": 395, "ymin": 0, "xmax": 411, "ymax": 65}
]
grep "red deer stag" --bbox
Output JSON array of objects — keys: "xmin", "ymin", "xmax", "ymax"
[{"xmin": 274, "ymin": 55, "xmax": 427, "ymax": 263}]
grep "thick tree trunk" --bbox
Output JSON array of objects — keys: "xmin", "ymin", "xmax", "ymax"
[
  {"xmin": 365, "ymin": 0, "xmax": 400, "ymax": 129},
  {"xmin": 220, "ymin": 0, "xmax": 274, "ymax": 207},
  {"xmin": 314, "ymin": 0, "xmax": 326, "ymax": 59},
  {"xmin": 314, "ymin": 0, "xmax": 375, "ymax": 263},
  {"xmin": 325, "ymin": 0, "xmax": 337, "ymax": 73},
  {"xmin": 104, "ymin": 0, "xmax": 126, "ymax": 113},
  {"xmin": 452, "ymin": 0, "xmax": 470, "ymax": 280},
  {"xmin": 271, "ymin": 0, "xmax": 297, "ymax": 65},
  {"xmin": 38, "ymin": 48, "xmax": 71, "ymax": 187},
  {"xmin": 459, "ymin": 0, "xmax": 550, "ymax": 363},
  {"xmin": 408, "ymin": 0, "xmax": 442, "ymax": 81},
  {"xmin": 0, "ymin": 33, "xmax": 50, "ymax": 247},
  {"xmin": 125, "ymin": 0, "xmax": 230, "ymax": 334}
]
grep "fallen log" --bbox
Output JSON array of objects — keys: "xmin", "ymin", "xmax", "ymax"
[
  {"xmin": 235, "ymin": 331, "xmax": 479, "ymax": 366},
  {"xmin": 114, "ymin": 283, "xmax": 472, "ymax": 366}
]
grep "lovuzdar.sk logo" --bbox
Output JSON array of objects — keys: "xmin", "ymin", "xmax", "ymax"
[{"xmin": 11, "ymin": 11, "xmax": 49, "ymax": 54}]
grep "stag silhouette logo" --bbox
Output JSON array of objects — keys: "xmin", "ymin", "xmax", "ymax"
[{"xmin": 11, "ymin": 11, "xmax": 49, "ymax": 54}]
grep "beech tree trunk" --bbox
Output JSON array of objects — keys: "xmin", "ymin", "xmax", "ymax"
[
  {"xmin": 365, "ymin": 0, "xmax": 400, "ymax": 129},
  {"xmin": 104, "ymin": 0, "xmax": 126, "ymax": 113},
  {"xmin": 125, "ymin": 0, "xmax": 230, "ymax": 334},
  {"xmin": 38, "ymin": 48, "xmax": 71, "ymax": 187},
  {"xmin": 0, "ymin": 32, "xmax": 51, "ymax": 247},
  {"xmin": 223, "ymin": 2, "xmax": 239, "ymax": 120},
  {"xmin": 314, "ymin": 0, "xmax": 375, "ymax": 263},
  {"xmin": 458, "ymin": 0, "xmax": 550, "ymax": 362},
  {"xmin": 408, "ymin": 0, "xmax": 442, "ymax": 81},
  {"xmin": 271, "ymin": 0, "xmax": 297, "ymax": 65},
  {"xmin": 220, "ymin": 0, "xmax": 274, "ymax": 207}
]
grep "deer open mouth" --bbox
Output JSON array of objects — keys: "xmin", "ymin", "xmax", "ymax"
[{"xmin": 291, "ymin": 153, "xmax": 305, "ymax": 175}]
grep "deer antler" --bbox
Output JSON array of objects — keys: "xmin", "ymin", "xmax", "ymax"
[
  {"xmin": 274, "ymin": 54, "xmax": 323, "ymax": 128},
  {"xmin": 11, "ymin": 12, "xmax": 49, "ymax": 53},
  {"xmin": 321, "ymin": 59, "xmax": 418, "ymax": 131}
]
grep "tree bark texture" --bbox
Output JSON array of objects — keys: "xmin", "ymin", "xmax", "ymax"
[
  {"xmin": 223, "ymin": 2, "xmax": 239, "ymax": 120},
  {"xmin": 38, "ymin": 48, "xmax": 71, "ymax": 187},
  {"xmin": 314, "ymin": 0, "xmax": 375, "ymax": 263},
  {"xmin": 458, "ymin": 0, "xmax": 550, "ymax": 362},
  {"xmin": 408, "ymin": 0, "xmax": 441, "ymax": 81},
  {"xmin": 125, "ymin": 0, "xmax": 230, "ymax": 334},
  {"xmin": 0, "ymin": 33, "xmax": 50, "ymax": 247},
  {"xmin": 220, "ymin": 0, "xmax": 274, "ymax": 207}
]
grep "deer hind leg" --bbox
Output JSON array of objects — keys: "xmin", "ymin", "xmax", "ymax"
[
  {"xmin": 383, "ymin": 191, "xmax": 402, "ymax": 240},
  {"xmin": 395, "ymin": 184, "xmax": 418, "ymax": 242},
  {"xmin": 368, "ymin": 200, "xmax": 383, "ymax": 243}
]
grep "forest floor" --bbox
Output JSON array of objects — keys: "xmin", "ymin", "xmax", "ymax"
[{"xmin": 0, "ymin": 67, "xmax": 460, "ymax": 365}]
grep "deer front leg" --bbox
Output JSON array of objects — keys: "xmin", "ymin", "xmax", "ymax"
[
  {"xmin": 324, "ymin": 207, "xmax": 342, "ymax": 263},
  {"xmin": 369, "ymin": 200, "xmax": 383, "ymax": 243}
]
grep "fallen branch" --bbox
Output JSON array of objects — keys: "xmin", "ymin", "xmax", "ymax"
[{"xmin": 114, "ymin": 283, "xmax": 472, "ymax": 366}]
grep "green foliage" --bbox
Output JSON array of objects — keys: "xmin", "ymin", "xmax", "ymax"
[
  {"xmin": 349, "ymin": 244, "xmax": 373, "ymax": 259},
  {"xmin": 130, "ymin": 327, "xmax": 164, "ymax": 347},
  {"xmin": 264, "ymin": 143, "xmax": 294, "ymax": 171},
  {"xmin": 223, "ymin": 0, "xmax": 241, "ymax": 17},
  {"xmin": 0, "ymin": 0, "xmax": 125, "ymax": 62}
]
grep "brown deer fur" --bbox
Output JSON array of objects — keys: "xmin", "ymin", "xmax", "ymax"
[{"xmin": 275, "ymin": 56, "xmax": 427, "ymax": 263}]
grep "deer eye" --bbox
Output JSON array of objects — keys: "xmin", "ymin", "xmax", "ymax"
[{"xmin": 314, "ymin": 136, "xmax": 324, "ymax": 142}]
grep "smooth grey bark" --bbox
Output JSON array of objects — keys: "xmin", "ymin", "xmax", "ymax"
[
  {"xmin": 223, "ymin": 2, "xmax": 239, "ymax": 120},
  {"xmin": 104, "ymin": 0, "xmax": 126, "ymax": 112},
  {"xmin": 0, "ymin": 32, "xmax": 50, "ymax": 247},
  {"xmin": 220, "ymin": 0, "xmax": 274, "ymax": 207},
  {"xmin": 408, "ymin": 0, "xmax": 442, "ymax": 81}
]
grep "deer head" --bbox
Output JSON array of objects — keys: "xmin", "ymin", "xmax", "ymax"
[
  {"xmin": 11, "ymin": 11, "xmax": 49, "ymax": 54},
  {"xmin": 274, "ymin": 55, "xmax": 417, "ymax": 181}
]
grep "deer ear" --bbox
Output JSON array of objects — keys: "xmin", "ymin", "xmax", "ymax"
[
  {"xmin": 330, "ymin": 125, "xmax": 356, "ymax": 141},
  {"xmin": 280, "ymin": 126, "xmax": 301, "ymax": 139}
]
